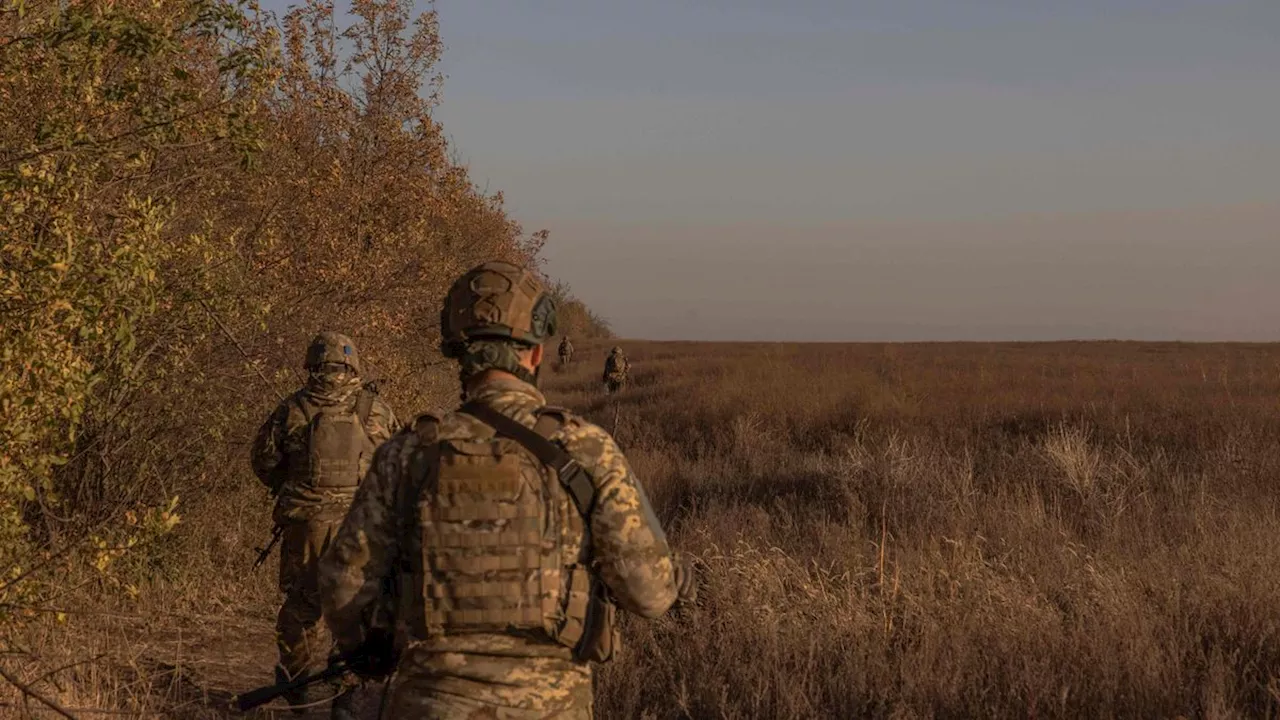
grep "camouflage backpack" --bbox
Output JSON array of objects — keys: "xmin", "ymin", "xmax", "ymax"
[{"xmin": 604, "ymin": 351, "xmax": 627, "ymax": 381}]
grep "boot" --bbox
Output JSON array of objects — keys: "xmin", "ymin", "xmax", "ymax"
[
  {"xmin": 330, "ymin": 685, "xmax": 358, "ymax": 720},
  {"xmin": 276, "ymin": 661, "xmax": 308, "ymax": 712},
  {"xmin": 276, "ymin": 665, "xmax": 320, "ymax": 716}
]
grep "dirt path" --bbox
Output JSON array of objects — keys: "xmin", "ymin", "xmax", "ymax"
[{"xmin": 133, "ymin": 607, "xmax": 386, "ymax": 719}]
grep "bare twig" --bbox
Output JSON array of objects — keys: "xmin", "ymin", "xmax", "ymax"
[
  {"xmin": 0, "ymin": 662, "xmax": 80, "ymax": 720},
  {"xmin": 0, "ymin": 704, "xmax": 144, "ymax": 716},
  {"xmin": 0, "ymin": 513, "xmax": 117, "ymax": 594},
  {"xmin": 197, "ymin": 299, "xmax": 288, "ymax": 401},
  {"xmin": 24, "ymin": 655, "xmax": 107, "ymax": 696}
]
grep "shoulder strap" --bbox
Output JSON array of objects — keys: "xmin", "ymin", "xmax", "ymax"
[
  {"xmin": 459, "ymin": 401, "xmax": 597, "ymax": 518},
  {"xmin": 354, "ymin": 389, "xmax": 376, "ymax": 426},
  {"xmin": 292, "ymin": 393, "xmax": 314, "ymax": 423},
  {"xmin": 403, "ymin": 416, "xmax": 440, "ymax": 513}
]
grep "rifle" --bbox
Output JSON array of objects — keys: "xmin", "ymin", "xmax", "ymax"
[
  {"xmin": 251, "ymin": 523, "xmax": 284, "ymax": 571},
  {"xmin": 232, "ymin": 650, "xmax": 357, "ymax": 712},
  {"xmin": 249, "ymin": 465, "xmax": 288, "ymax": 572}
]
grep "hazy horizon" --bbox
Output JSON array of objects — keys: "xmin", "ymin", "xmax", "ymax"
[{"xmin": 267, "ymin": 0, "xmax": 1280, "ymax": 341}]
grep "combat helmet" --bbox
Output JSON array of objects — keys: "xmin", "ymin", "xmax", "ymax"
[
  {"xmin": 611, "ymin": 346, "xmax": 623, "ymax": 354},
  {"xmin": 304, "ymin": 331, "xmax": 361, "ymax": 375},
  {"xmin": 440, "ymin": 261, "xmax": 558, "ymax": 384}
]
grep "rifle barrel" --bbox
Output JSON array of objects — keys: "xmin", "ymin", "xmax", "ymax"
[{"xmin": 234, "ymin": 660, "xmax": 350, "ymax": 712}]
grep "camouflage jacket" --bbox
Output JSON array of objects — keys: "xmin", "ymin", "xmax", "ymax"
[
  {"xmin": 250, "ymin": 371, "xmax": 400, "ymax": 523},
  {"xmin": 603, "ymin": 354, "xmax": 629, "ymax": 379},
  {"xmin": 318, "ymin": 376, "xmax": 678, "ymax": 713}
]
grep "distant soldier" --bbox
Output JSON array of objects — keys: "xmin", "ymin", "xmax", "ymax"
[
  {"xmin": 558, "ymin": 335, "xmax": 574, "ymax": 367},
  {"xmin": 318, "ymin": 261, "xmax": 697, "ymax": 719},
  {"xmin": 250, "ymin": 332, "xmax": 400, "ymax": 719},
  {"xmin": 603, "ymin": 345, "xmax": 630, "ymax": 394}
]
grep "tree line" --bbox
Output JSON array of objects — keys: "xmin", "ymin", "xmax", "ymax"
[{"xmin": 0, "ymin": 0, "xmax": 610, "ymax": 635}]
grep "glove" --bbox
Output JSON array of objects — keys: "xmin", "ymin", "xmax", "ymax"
[
  {"xmin": 344, "ymin": 628, "xmax": 397, "ymax": 681},
  {"xmin": 672, "ymin": 555, "xmax": 699, "ymax": 609}
]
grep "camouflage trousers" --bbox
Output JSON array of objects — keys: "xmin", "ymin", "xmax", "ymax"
[
  {"xmin": 384, "ymin": 683, "xmax": 594, "ymax": 720},
  {"xmin": 276, "ymin": 517, "xmax": 342, "ymax": 680},
  {"xmin": 604, "ymin": 375, "xmax": 626, "ymax": 394},
  {"xmin": 383, "ymin": 647, "xmax": 595, "ymax": 720}
]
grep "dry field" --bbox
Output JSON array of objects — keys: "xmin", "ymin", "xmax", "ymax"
[
  {"xmin": 7, "ymin": 340, "xmax": 1280, "ymax": 719},
  {"xmin": 548, "ymin": 340, "xmax": 1280, "ymax": 720}
]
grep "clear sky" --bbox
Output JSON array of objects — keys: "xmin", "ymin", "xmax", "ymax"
[{"xmin": 268, "ymin": 0, "xmax": 1280, "ymax": 341}]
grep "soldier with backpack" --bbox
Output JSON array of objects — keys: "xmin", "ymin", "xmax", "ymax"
[
  {"xmin": 603, "ymin": 346, "xmax": 630, "ymax": 394},
  {"xmin": 250, "ymin": 331, "xmax": 400, "ymax": 719},
  {"xmin": 317, "ymin": 261, "xmax": 696, "ymax": 718},
  {"xmin": 558, "ymin": 334, "xmax": 574, "ymax": 368}
]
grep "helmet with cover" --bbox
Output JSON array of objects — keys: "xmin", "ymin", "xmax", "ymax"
[
  {"xmin": 440, "ymin": 261, "xmax": 558, "ymax": 386},
  {"xmin": 304, "ymin": 331, "xmax": 361, "ymax": 375}
]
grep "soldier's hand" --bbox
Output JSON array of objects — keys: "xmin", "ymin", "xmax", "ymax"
[
  {"xmin": 345, "ymin": 628, "xmax": 397, "ymax": 681},
  {"xmin": 672, "ymin": 555, "xmax": 699, "ymax": 609}
]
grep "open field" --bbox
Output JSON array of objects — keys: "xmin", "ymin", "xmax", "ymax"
[
  {"xmin": 550, "ymin": 341, "xmax": 1280, "ymax": 719},
  {"xmin": 7, "ymin": 340, "xmax": 1280, "ymax": 719}
]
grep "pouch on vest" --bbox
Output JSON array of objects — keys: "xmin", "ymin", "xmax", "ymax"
[
  {"xmin": 290, "ymin": 391, "xmax": 377, "ymax": 491},
  {"xmin": 450, "ymin": 402, "xmax": 620, "ymax": 663},
  {"xmin": 413, "ymin": 434, "xmax": 565, "ymax": 637},
  {"xmin": 557, "ymin": 564, "xmax": 619, "ymax": 663}
]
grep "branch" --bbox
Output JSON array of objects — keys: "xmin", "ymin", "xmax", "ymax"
[
  {"xmin": 3, "ymin": 101, "xmax": 232, "ymax": 167},
  {"xmin": 0, "ymin": 513, "xmax": 116, "ymax": 594},
  {"xmin": 24, "ymin": 655, "xmax": 108, "ymax": 696},
  {"xmin": 0, "ymin": 662, "xmax": 80, "ymax": 720},
  {"xmin": 197, "ymin": 298, "xmax": 288, "ymax": 401}
]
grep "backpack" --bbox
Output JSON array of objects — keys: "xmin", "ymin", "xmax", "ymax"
[{"xmin": 604, "ymin": 355, "xmax": 627, "ymax": 379}]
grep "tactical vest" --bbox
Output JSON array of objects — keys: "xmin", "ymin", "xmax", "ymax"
[
  {"xmin": 400, "ymin": 402, "xmax": 615, "ymax": 661},
  {"xmin": 287, "ymin": 389, "xmax": 377, "ymax": 491}
]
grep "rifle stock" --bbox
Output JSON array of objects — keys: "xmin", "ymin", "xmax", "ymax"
[{"xmin": 233, "ymin": 655, "xmax": 352, "ymax": 712}]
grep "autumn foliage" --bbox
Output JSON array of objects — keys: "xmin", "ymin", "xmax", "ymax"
[{"xmin": 0, "ymin": 0, "xmax": 606, "ymax": 685}]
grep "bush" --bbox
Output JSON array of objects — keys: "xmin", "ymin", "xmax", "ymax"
[{"xmin": 0, "ymin": 0, "xmax": 579, "ymax": 689}]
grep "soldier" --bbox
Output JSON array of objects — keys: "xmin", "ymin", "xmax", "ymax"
[
  {"xmin": 558, "ymin": 335, "xmax": 574, "ymax": 368},
  {"xmin": 602, "ymin": 346, "xmax": 630, "ymax": 394},
  {"xmin": 318, "ymin": 261, "xmax": 697, "ymax": 719},
  {"xmin": 250, "ymin": 331, "xmax": 400, "ymax": 719}
]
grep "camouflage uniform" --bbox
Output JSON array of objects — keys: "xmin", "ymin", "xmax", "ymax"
[
  {"xmin": 602, "ymin": 347, "xmax": 629, "ymax": 394},
  {"xmin": 318, "ymin": 262, "xmax": 695, "ymax": 719},
  {"xmin": 251, "ymin": 333, "xmax": 400, "ymax": 712},
  {"xmin": 558, "ymin": 336, "xmax": 574, "ymax": 367}
]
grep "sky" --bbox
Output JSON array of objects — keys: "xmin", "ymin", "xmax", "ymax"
[{"xmin": 265, "ymin": 0, "xmax": 1280, "ymax": 341}]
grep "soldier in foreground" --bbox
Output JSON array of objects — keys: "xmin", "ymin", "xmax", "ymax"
[
  {"xmin": 602, "ymin": 345, "xmax": 630, "ymax": 394},
  {"xmin": 250, "ymin": 332, "xmax": 400, "ymax": 718},
  {"xmin": 318, "ymin": 261, "xmax": 697, "ymax": 719},
  {"xmin": 558, "ymin": 334, "xmax": 574, "ymax": 368}
]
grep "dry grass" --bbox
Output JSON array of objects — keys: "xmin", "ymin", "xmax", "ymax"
[
  {"xmin": 12, "ymin": 340, "xmax": 1280, "ymax": 718},
  {"xmin": 546, "ymin": 340, "xmax": 1280, "ymax": 720}
]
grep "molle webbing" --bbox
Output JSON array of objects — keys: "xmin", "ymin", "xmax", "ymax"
[
  {"xmin": 415, "ymin": 424, "xmax": 563, "ymax": 633},
  {"xmin": 458, "ymin": 402, "xmax": 597, "ymax": 517},
  {"xmin": 405, "ymin": 403, "xmax": 600, "ymax": 645},
  {"xmin": 288, "ymin": 393, "xmax": 375, "ymax": 490}
]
